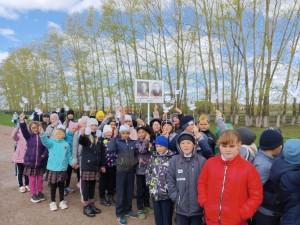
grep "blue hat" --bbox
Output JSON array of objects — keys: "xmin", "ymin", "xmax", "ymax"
[
  {"xmin": 155, "ymin": 136, "xmax": 168, "ymax": 148},
  {"xmin": 283, "ymin": 139, "xmax": 300, "ymax": 165},
  {"xmin": 180, "ymin": 115, "xmax": 194, "ymax": 130}
]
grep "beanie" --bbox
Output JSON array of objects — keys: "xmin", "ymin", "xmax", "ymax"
[
  {"xmin": 178, "ymin": 132, "xmax": 196, "ymax": 145},
  {"xmin": 67, "ymin": 109, "xmax": 74, "ymax": 116},
  {"xmin": 259, "ymin": 129, "xmax": 283, "ymax": 150},
  {"xmin": 103, "ymin": 125, "xmax": 112, "ymax": 134},
  {"xmin": 108, "ymin": 118, "xmax": 116, "ymax": 125},
  {"xmin": 124, "ymin": 115, "xmax": 132, "ymax": 122},
  {"xmin": 283, "ymin": 139, "xmax": 300, "ymax": 164},
  {"xmin": 235, "ymin": 127, "xmax": 256, "ymax": 145},
  {"xmin": 68, "ymin": 121, "xmax": 78, "ymax": 130},
  {"xmin": 150, "ymin": 118, "xmax": 161, "ymax": 127},
  {"xmin": 180, "ymin": 115, "xmax": 195, "ymax": 130},
  {"xmin": 119, "ymin": 124, "xmax": 130, "ymax": 133},
  {"xmin": 155, "ymin": 136, "xmax": 169, "ymax": 148},
  {"xmin": 136, "ymin": 125, "xmax": 151, "ymax": 134},
  {"xmin": 162, "ymin": 120, "xmax": 173, "ymax": 127},
  {"xmin": 96, "ymin": 110, "xmax": 105, "ymax": 119},
  {"xmin": 87, "ymin": 118, "xmax": 98, "ymax": 127},
  {"xmin": 78, "ymin": 116, "xmax": 89, "ymax": 126}
]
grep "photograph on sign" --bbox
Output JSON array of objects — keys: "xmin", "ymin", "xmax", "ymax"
[{"xmin": 135, "ymin": 79, "xmax": 164, "ymax": 103}]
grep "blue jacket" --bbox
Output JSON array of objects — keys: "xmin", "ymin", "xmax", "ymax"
[
  {"xmin": 65, "ymin": 131, "xmax": 74, "ymax": 152},
  {"xmin": 40, "ymin": 133, "xmax": 73, "ymax": 172},
  {"xmin": 270, "ymin": 156, "xmax": 300, "ymax": 225}
]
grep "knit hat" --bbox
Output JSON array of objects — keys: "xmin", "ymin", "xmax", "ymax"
[
  {"xmin": 283, "ymin": 139, "xmax": 300, "ymax": 165},
  {"xmin": 259, "ymin": 128, "xmax": 283, "ymax": 150},
  {"xmin": 108, "ymin": 118, "xmax": 116, "ymax": 125},
  {"xmin": 150, "ymin": 118, "xmax": 161, "ymax": 127},
  {"xmin": 136, "ymin": 125, "xmax": 151, "ymax": 134},
  {"xmin": 178, "ymin": 132, "xmax": 196, "ymax": 145},
  {"xmin": 155, "ymin": 136, "xmax": 169, "ymax": 148},
  {"xmin": 96, "ymin": 110, "xmax": 105, "ymax": 119},
  {"xmin": 68, "ymin": 121, "xmax": 78, "ymax": 130},
  {"xmin": 103, "ymin": 125, "xmax": 112, "ymax": 134},
  {"xmin": 67, "ymin": 109, "xmax": 74, "ymax": 116},
  {"xmin": 119, "ymin": 124, "xmax": 130, "ymax": 133},
  {"xmin": 87, "ymin": 118, "xmax": 98, "ymax": 127},
  {"xmin": 162, "ymin": 120, "xmax": 173, "ymax": 127},
  {"xmin": 235, "ymin": 127, "xmax": 256, "ymax": 145},
  {"xmin": 78, "ymin": 116, "xmax": 89, "ymax": 126},
  {"xmin": 124, "ymin": 115, "xmax": 132, "ymax": 122},
  {"xmin": 180, "ymin": 115, "xmax": 195, "ymax": 130}
]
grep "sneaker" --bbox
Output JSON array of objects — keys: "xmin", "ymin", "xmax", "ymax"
[
  {"xmin": 64, "ymin": 188, "xmax": 68, "ymax": 196},
  {"xmin": 100, "ymin": 198, "xmax": 111, "ymax": 206},
  {"xmin": 31, "ymin": 195, "xmax": 41, "ymax": 203},
  {"xmin": 117, "ymin": 216, "xmax": 127, "ymax": 225},
  {"xmin": 144, "ymin": 207, "xmax": 154, "ymax": 214},
  {"xmin": 137, "ymin": 210, "xmax": 146, "ymax": 220},
  {"xmin": 125, "ymin": 211, "xmax": 138, "ymax": 218},
  {"xmin": 49, "ymin": 202, "xmax": 58, "ymax": 211},
  {"xmin": 37, "ymin": 192, "xmax": 46, "ymax": 201},
  {"xmin": 25, "ymin": 185, "xmax": 30, "ymax": 192},
  {"xmin": 59, "ymin": 200, "xmax": 68, "ymax": 209},
  {"xmin": 65, "ymin": 187, "xmax": 75, "ymax": 194},
  {"xmin": 19, "ymin": 186, "xmax": 26, "ymax": 193}
]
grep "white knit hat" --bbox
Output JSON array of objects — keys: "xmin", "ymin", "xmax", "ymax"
[
  {"xmin": 119, "ymin": 124, "xmax": 130, "ymax": 133},
  {"xmin": 87, "ymin": 118, "xmax": 98, "ymax": 127},
  {"xmin": 124, "ymin": 115, "xmax": 132, "ymax": 121},
  {"xmin": 103, "ymin": 125, "xmax": 112, "ymax": 134}
]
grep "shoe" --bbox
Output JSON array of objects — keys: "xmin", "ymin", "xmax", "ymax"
[
  {"xmin": 89, "ymin": 202, "xmax": 101, "ymax": 214},
  {"xmin": 64, "ymin": 188, "xmax": 68, "ymax": 196},
  {"xmin": 49, "ymin": 202, "xmax": 58, "ymax": 211},
  {"xmin": 125, "ymin": 211, "xmax": 138, "ymax": 218},
  {"xmin": 59, "ymin": 200, "xmax": 68, "ymax": 209},
  {"xmin": 117, "ymin": 216, "xmax": 127, "ymax": 225},
  {"xmin": 31, "ymin": 195, "xmax": 41, "ymax": 203},
  {"xmin": 65, "ymin": 187, "xmax": 75, "ymax": 194},
  {"xmin": 37, "ymin": 192, "xmax": 46, "ymax": 201},
  {"xmin": 25, "ymin": 185, "xmax": 30, "ymax": 192},
  {"xmin": 19, "ymin": 186, "xmax": 26, "ymax": 193},
  {"xmin": 144, "ymin": 207, "xmax": 154, "ymax": 214},
  {"xmin": 137, "ymin": 210, "xmax": 146, "ymax": 219},
  {"xmin": 83, "ymin": 205, "xmax": 95, "ymax": 217},
  {"xmin": 108, "ymin": 195, "xmax": 116, "ymax": 206},
  {"xmin": 100, "ymin": 198, "xmax": 111, "ymax": 206}
]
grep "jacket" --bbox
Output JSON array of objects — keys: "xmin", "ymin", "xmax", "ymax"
[
  {"xmin": 167, "ymin": 132, "xmax": 206, "ymax": 217},
  {"xmin": 101, "ymin": 137, "xmax": 117, "ymax": 167},
  {"xmin": 108, "ymin": 136, "xmax": 137, "ymax": 172},
  {"xmin": 146, "ymin": 150, "xmax": 174, "ymax": 201},
  {"xmin": 270, "ymin": 156, "xmax": 300, "ymax": 225},
  {"xmin": 40, "ymin": 133, "xmax": 73, "ymax": 172},
  {"xmin": 72, "ymin": 130, "xmax": 83, "ymax": 167},
  {"xmin": 11, "ymin": 127, "xmax": 27, "ymax": 163},
  {"xmin": 20, "ymin": 122, "xmax": 48, "ymax": 168},
  {"xmin": 198, "ymin": 154, "xmax": 263, "ymax": 225},
  {"xmin": 135, "ymin": 138, "xmax": 151, "ymax": 175},
  {"xmin": 79, "ymin": 133, "xmax": 104, "ymax": 171}
]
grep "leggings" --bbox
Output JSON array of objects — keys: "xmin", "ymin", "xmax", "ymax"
[
  {"xmin": 16, "ymin": 163, "xmax": 29, "ymax": 187},
  {"xmin": 50, "ymin": 182, "xmax": 64, "ymax": 202},
  {"xmin": 81, "ymin": 180, "xmax": 96, "ymax": 202},
  {"xmin": 65, "ymin": 165, "xmax": 73, "ymax": 187}
]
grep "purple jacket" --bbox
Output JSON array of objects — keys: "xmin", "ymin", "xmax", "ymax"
[{"xmin": 20, "ymin": 122, "xmax": 48, "ymax": 168}]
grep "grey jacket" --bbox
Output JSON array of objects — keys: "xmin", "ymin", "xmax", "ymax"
[
  {"xmin": 253, "ymin": 149, "xmax": 275, "ymax": 185},
  {"xmin": 166, "ymin": 132, "xmax": 206, "ymax": 217},
  {"xmin": 72, "ymin": 130, "xmax": 83, "ymax": 167}
]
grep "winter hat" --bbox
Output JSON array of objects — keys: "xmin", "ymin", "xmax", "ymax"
[
  {"xmin": 259, "ymin": 128, "xmax": 283, "ymax": 150},
  {"xmin": 119, "ymin": 124, "xmax": 130, "ymax": 133},
  {"xmin": 68, "ymin": 121, "xmax": 78, "ymax": 130},
  {"xmin": 50, "ymin": 113, "xmax": 59, "ymax": 120},
  {"xmin": 108, "ymin": 118, "xmax": 116, "ymax": 125},
  {"xmin": 180, "ymin": 115, "xmax": 195, "ymax": 130},
  {"xmin": 136, "ymin": 125, "xmax": 151, "ymax": 134},
  {"xmin": 78, "ymin": 116, "xmax": 89, "ymax": 126},
  {"xmin": 162, "ymin": 120, "xmax": 173, "ymax": 127},
  {"xmin": 150, "ymin": 118, "xmax": 162, "ymax": 127},
  {"xmin": 170, "ymin": 113, "xmax": 179, "ymax": 122},
  {"xmin": 283, "ymin": 139, "xmax": 300, "ymax": 165},
  {"xmin": 235, "ymin": 127, "xmax": 256, "ymax": 145},
  {"xmin": 96, "ymin": 110, "xmax": 105, "ymax": 119},
  {"xmin": 67, "ymin": 109, "xmax": 74, "ymax": 116},
  {"xmin": 87, "ymin": 118, "xmax": 98, "ymax": 127},
  {"xmin": 155, "ymin": 136, "xmax": 169, "ymax": 148},
  {"xmin": 124, "ymin": 115, "xmax": 132, "ymax": 122},
  {"xmin": 103, "ymin": 125, "xmax": 113, "ymax": 134},
  {"xmin": 178, "ymin": 132, "xmax": 196, "ymax": 145}
]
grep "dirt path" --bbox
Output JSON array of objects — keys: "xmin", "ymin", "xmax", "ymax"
[{"xmin": 0, "ymin": 125, "xmax": 155, "ymax": 225}]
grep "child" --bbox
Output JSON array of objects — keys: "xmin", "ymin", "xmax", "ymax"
[
  {"xmin": 252, "ymin": 128, "xmax": 284, "ymax": 225},
  {"xmin": 11, "ymin": 119, "xmax": 29, "ymax": 193},
  {"xmin": 135, "ymin": 126, "xmax": 153, "ymax": 219},
  {"xmin": 19, "ymin": 113, "xmax": 48, "ymax": 203},
  {"xmin": 41, "ymin": 113, "xmax": 51, "ymax": 131},
  {"xmin": 198, "ymin": 130, "xmax": 263, "ymax": 225},
  {"xmin": 79, "ymin": 118, "xmax": 104, "ymax": 217},
  {"xmin": 197, "ymin": 114, "xmax": 217, "ymax": 154},
  {"xmin": 161, "ymin": 120, "xmax": 177, "ymax": 142},
  {"xmin": 99, "ymin": 125, "xmax": 117, "ymax": 206},
  {"xmin": 167, "ymin": 131, "xmax": 206, "ymax": 225},
  {"xmin": 108, "ymin": 124, "xmax": 138, "ymax": 225},
  {"xmin": 45, "ymin": 113, "xmax": 62, "ymax": 138},
  {"xmin": 39, "ymin": 127, "xmax": 74, "ymax": 211},
  {"xmin": 147, "ymin": 136, "xmax": 174, "ymax": 225}
]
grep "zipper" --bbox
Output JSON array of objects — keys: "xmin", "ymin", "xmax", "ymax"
[
  {"xmin": 35, "ymin": 135, "xmax": 38, "ymax": 169},
  {"xmin": 218, "ymin": 164, "xmax": 228, "ymax": 225}
]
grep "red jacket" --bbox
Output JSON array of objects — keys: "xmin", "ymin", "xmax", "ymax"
[{"xmin": 198, "ymin": 154, "xmax": 262, "ymax": 225}]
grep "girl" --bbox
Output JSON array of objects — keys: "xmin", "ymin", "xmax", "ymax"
[
  {"xmin": 198, "ymin": 130, "xmax": 263, "ymax": 225},
  {"xmin": 45, "ymin": 113, "xmax": 62, "ymax": 138},
  {"xmin": 79, "ymin": 118, "xmax": 105, "ymax": 217},
  {"xmin": 19, "ymin": 112, "xmax": 48, "ymax": 203},
  {"xmin": 39, "ymin": 127, "xmax": 74, "ymax": 211}
]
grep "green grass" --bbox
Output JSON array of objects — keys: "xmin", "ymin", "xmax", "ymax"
[{"xmin": 0, "ymin": 112, "xmax": 16, "ymax": 127}]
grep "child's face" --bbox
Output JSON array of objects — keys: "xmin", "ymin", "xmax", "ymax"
[
  {"xmin": 198, "ymin": 120, "xmax": 210, "ymax": 131},
  {"xmin": 162, "ymin": 124, "xmax": 172, "ymax": 133},
  {"xmin": 50, "ymin": 117, "xmax": 58, "ymax": 124},
  {"xmin": 156, "ymin": 145, "xmax": 167, "ymax": 155},
  {"xmin": 120, "ymin": 132, "xmax": 130, "ymax": 140},
  {"xmin": 69, "ymin": 127, "xmax": 77, "ymax": 133},
  {"xmin": 137, "ymin": 129, "xmax": 147, "ymax": 139},
  {"xmin": 219, "ymin": 143, "xmax": 240, "ymax": 160},
  {"xmin": 109, "ymin": 122, "xmax": 116, "ymax": 130},
  {"xmin": 67, "ymin": 114, "xmax": 74, "ymax": 120},
  {"xmin": 54, "ymin": 131, "xmax": 64, "ymax": 140},
  {"xmin": 30, "ymin": 124, "xmax": 39, "ymax": 134},
  {"xmin": 97, "ymin": 117, "xmax": 104, "ymax": 122},
  {"xmin": 42, "ymin": 117, "xmax": 50, "ymax": 123},
  {"xmin": 90, "ymin": 124, "xmax": 98, "ymax": 132},
  {"xmin": 104, "ymin": 131, "xmax": 112, "ymax": 138},
  {"xmin": 180, "ymin": 140, "xmax": 194, "ymax": 155},
  {"xmin": 152, "ymin": 122, "xmax": 161, "ymax": 132}
]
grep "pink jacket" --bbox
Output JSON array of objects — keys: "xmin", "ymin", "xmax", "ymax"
[{"xmin": 11, "ymin": 127, "xmax": 27, "ymax": 163}]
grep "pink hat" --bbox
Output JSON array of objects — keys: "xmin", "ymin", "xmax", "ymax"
[
  {"xmin": 68, "ymin": 121, "xmax": 78, "ymax": 130},
  {"xmin": 78, "ymin": 116, "xmax": 89, "ymax": 126}
]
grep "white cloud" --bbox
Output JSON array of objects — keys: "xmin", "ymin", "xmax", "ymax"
[
  {"xmin": 47, "ymin": 21, "xmax": 62, "ymax": 31},
  {"xmin": 0, "ymin": 51, "xmax": 8, "ymax": 62},
  {"xmin": 0, "ymin": 28, "xmax": 14, "ymax": 36},
  {"xmin": 69, "ymin": 0, "xmax": 102, "ymax": 14}
]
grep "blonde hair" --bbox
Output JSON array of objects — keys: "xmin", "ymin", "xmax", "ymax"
[
  {"xmin": 89, "ymin": 134, "xmax": 99, "ymax": 144},
  {"xmin": 198, "ymin": 114, "xmax": 209, "ymax": 123},
  {"xmin": 217, "ymin": 130, "xmax": 241, "ymax": 146},
  {"xmin": 53, "ymin": 129, "xmax": 65, "ymax": 138}
]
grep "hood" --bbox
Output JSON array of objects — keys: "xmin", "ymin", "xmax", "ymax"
[
  {"xmin": 176, "ymin": 131, "xmax": 196, "ymax": 156},
  {"xmin": 270, "ymin": 156, "xmax": 300, "ymax": 185}
]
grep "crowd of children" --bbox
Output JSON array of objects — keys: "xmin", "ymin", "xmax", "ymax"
[{"xmin": 10, "ymin": 106, "xmax": 300, "ymax": 225}]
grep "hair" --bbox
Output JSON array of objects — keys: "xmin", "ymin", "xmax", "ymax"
[
  {"xmin": 29, "ymin": 121, "xmax": 40, "ymax": 134},
  {"xmin": 89, "ymin": 134, "xmax": 99, "ymax": 144},
  {"xmin": 217, "ymin": 130, "xmax": 241, "ymax": 146},
  {"xmin": 198, "ymin": 114, "xmax": 209, "ymax": 123},
  {"xmin": 53, "ymin": 129, "xmax": 65, "ymax": 138}
]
